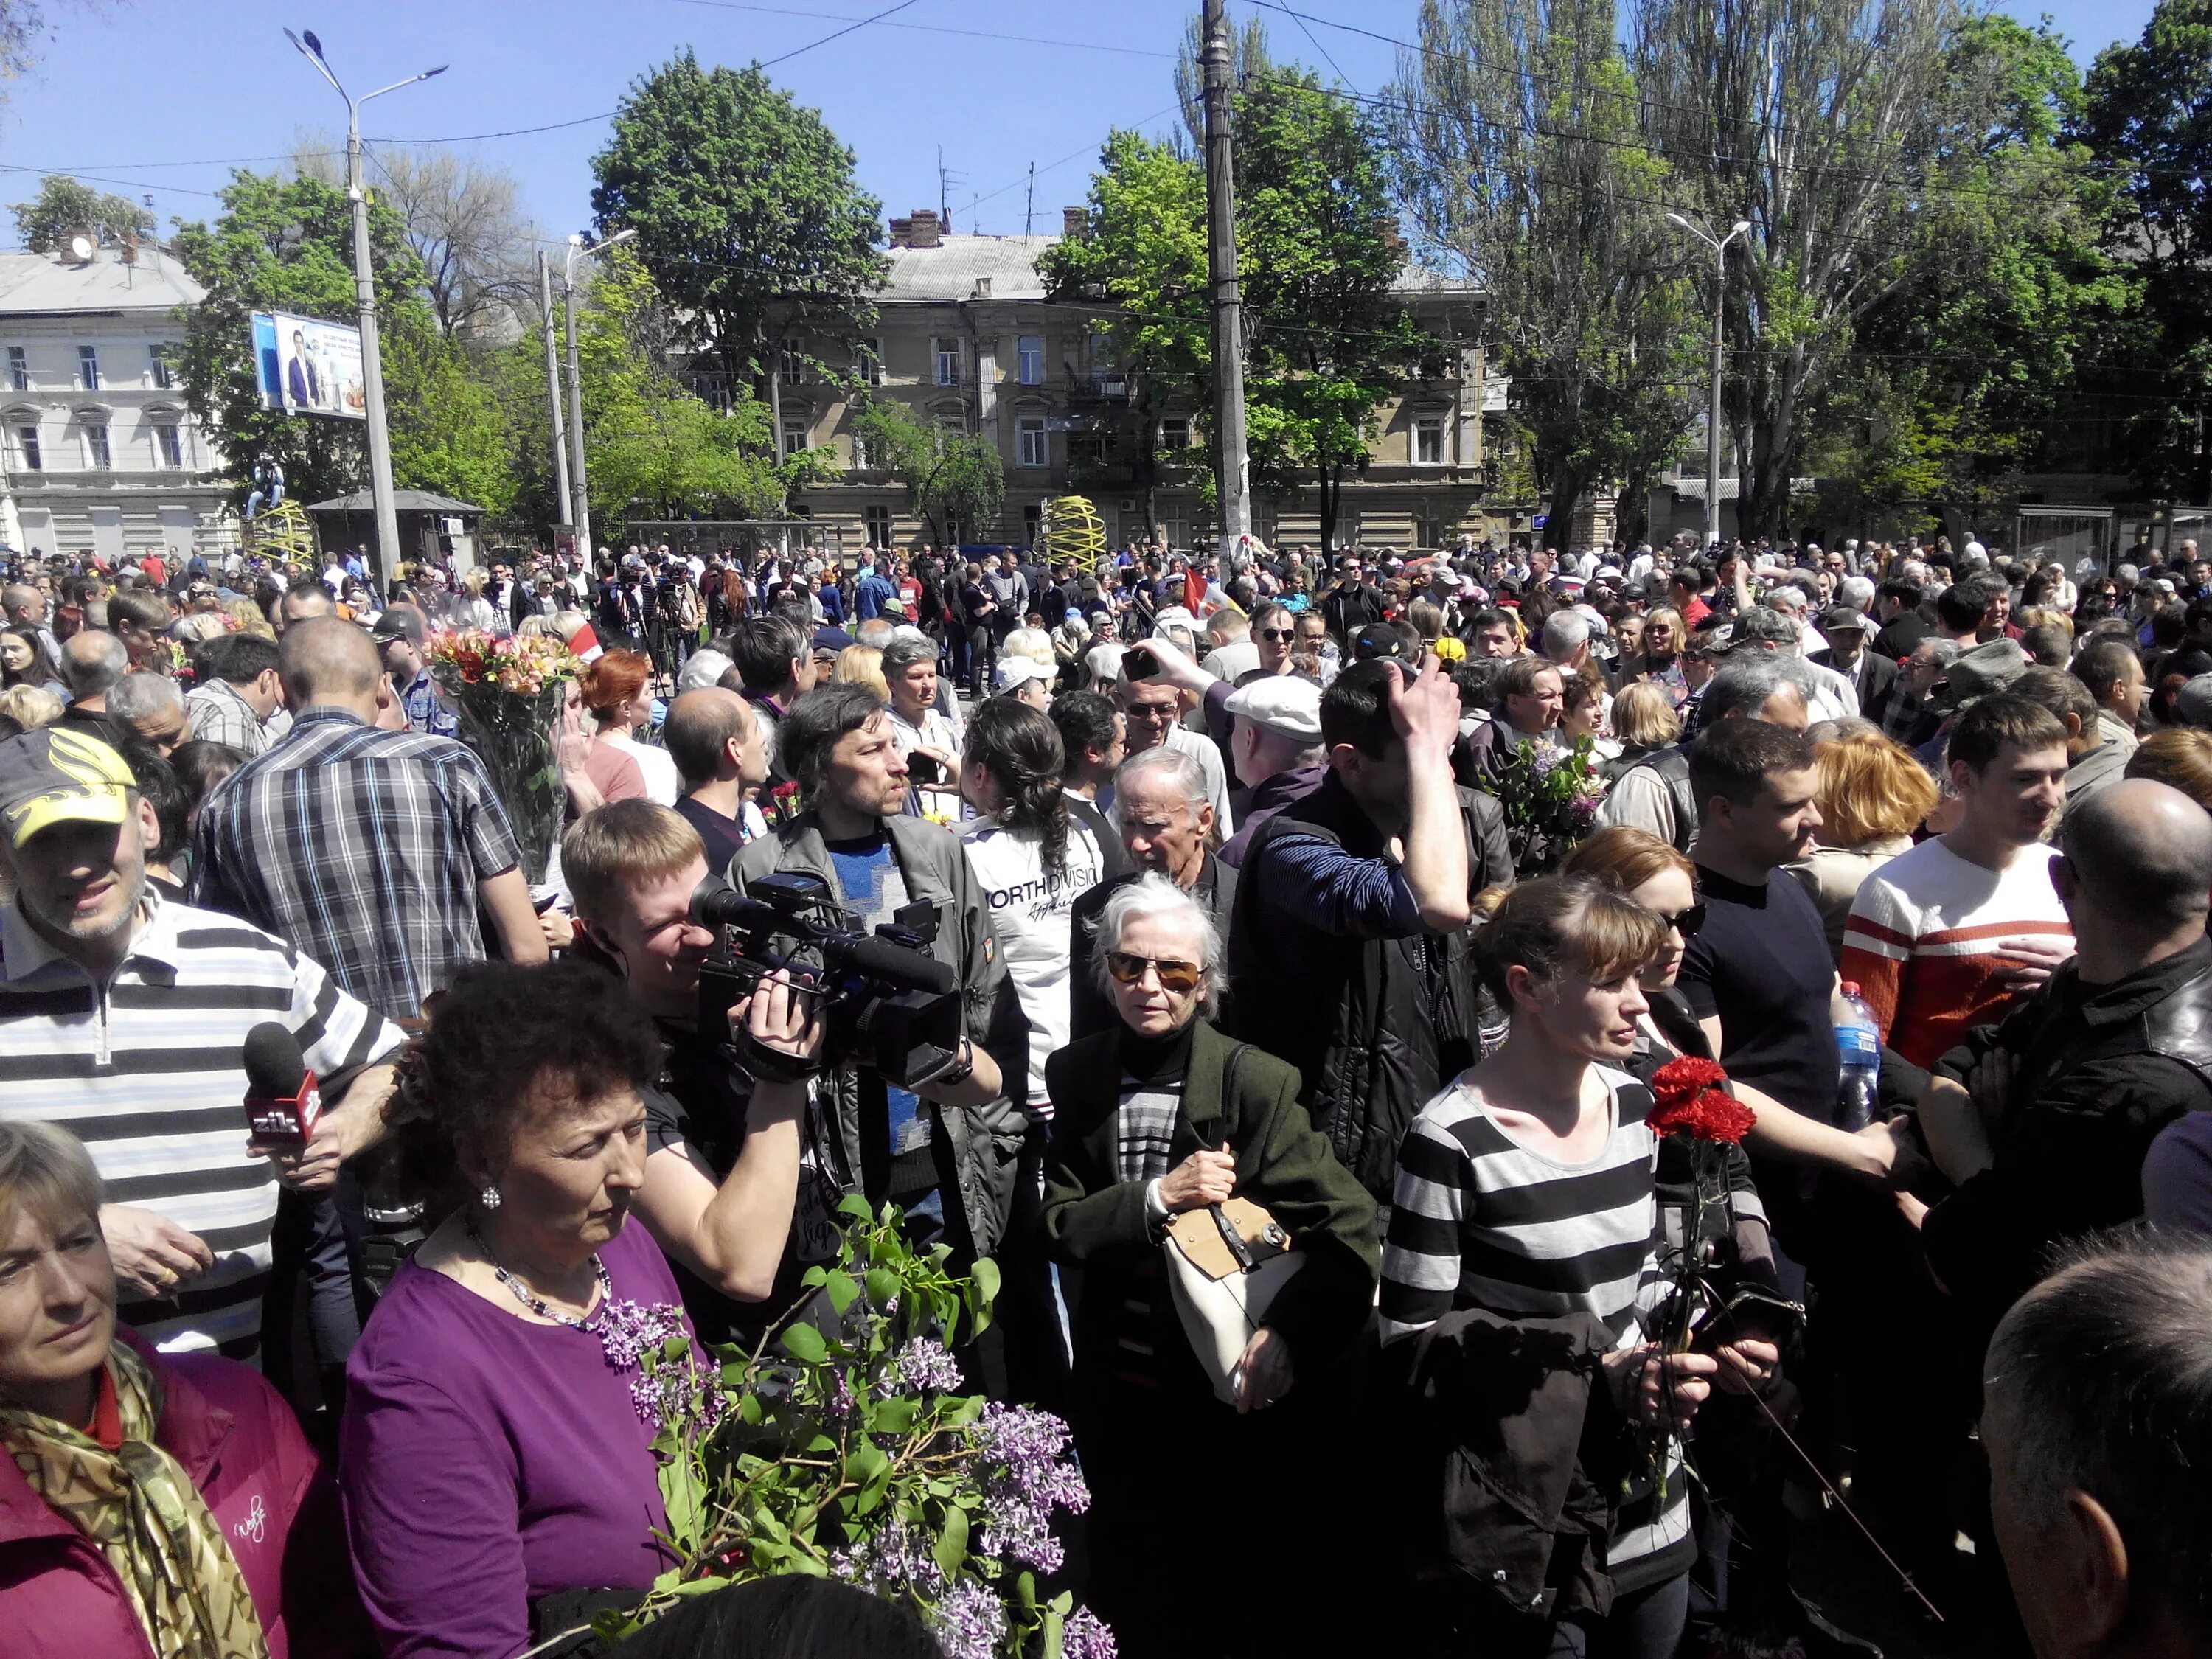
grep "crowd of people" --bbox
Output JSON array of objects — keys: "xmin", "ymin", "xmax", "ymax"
[{"xmin": 0, "ymin": 523, "xmax": 2208, "ymax": 1659}]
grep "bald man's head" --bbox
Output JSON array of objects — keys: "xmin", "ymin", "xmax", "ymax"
[
  {"xmin": 2062, "ymin": 778, "xmax": 2212, "ymax": 933},
  {"xmin": 279, "ymin": 616, "xmax": 383, "ymax": 709}
]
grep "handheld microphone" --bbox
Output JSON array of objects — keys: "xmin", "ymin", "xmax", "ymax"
[{"xmin": 242, "ymin": 1022, "xmax": 320, "ymax": 1147}]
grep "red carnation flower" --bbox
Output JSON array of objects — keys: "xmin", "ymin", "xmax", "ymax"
[{"xmin": 1647, "ymin": 1054, "xmax": 1756, "ymax": 1144}]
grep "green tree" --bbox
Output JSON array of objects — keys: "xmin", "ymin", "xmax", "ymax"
[
  {"xmin": 2078, "ymin": 0, "xmax": 2212, "ymax": 501},
  {"xmin": 591, "ymin": 51, "xmax": 886, "ymax": 392},
  {"xmin": 12, "ymin": 173, "xmax": 154, "ymax": 254},
  {"xmin": 383, "ymin": 327, "xmax": 517, "ymax": 518},
  {"xmin": 1237, "ymin": 67, "xmax": 1439, "ymax": 552},
  {"xmin": 849, "ymin": 395, "xmax": 1005, "ymax": 543},
  {"xmin": 1634, "ymin": 0, "xmax": 1978, "ymax": 538},
  {"xmin": 1390, "ymin": 0, "xmax": 1699, "ymax": 546},
  {"xmin": 1036, "ymin": 132, "xmax": 1209, "ymax": 526},
  {"xmin": 1820, "ymin": 15, "xmax": 2130, "ymax": 538},
  {"xmin": 572, "ymin": 244, "xmax": 788, "ymax": 525}
]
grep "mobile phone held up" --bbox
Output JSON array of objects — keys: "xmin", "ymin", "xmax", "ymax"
[{"xmin": 1124, "ymin": 645, "xmax": 1160, "ymax": 682}]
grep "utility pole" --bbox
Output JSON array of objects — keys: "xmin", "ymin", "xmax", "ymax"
[
  {"xmin": 564, "ymin": 229, "xmax": 636, "ymax": 560},
  {"xmin": 1666, "ymin": 212, "xmax": 1752, "ymax": 549},
  {"xmin": 285, "ymin": 30, "xmax": 445, "ymax": 595},
  {"xmin": 1202, "ymin": 0, "xmax": 1252, "ymax": 563},
  {"xmin": 538, "ymin": 250, "xmax": 573, "ymax": 552}
]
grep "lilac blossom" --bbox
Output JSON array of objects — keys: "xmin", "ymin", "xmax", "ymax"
[
  {"xmin": 832, "ymin": 1518, "xmax": 945, "ymax": 1598},
  {"xmin": 971, "ymin": 1403, "xmax": 1090, "ymax": 1573},
  {"xmin": 887, "ymin": 1338, "xmax": 964, "ymax": 1395},
  {"xmin": 928, "ymin": 1580, "xmax": 1008, "ymax": 1659},
  {"xmin": 1062, "ymin": 1607, "xmax": 1117, "ymax": 1659}
]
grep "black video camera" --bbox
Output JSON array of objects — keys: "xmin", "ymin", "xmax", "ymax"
[{"xmin": 690, "ymin": 870, "xmax": 964, "ymax": 1090}]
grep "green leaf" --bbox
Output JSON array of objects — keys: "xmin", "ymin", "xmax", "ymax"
[
  {"xmin": 1043, "ymin": 1607, "xmax": 1065, "ymax": 1659},
  {"xmin": 933, "ymin": 1500, "xmax": 969, "ymax": 1579},
  {"xmin": 801, "ymin": 1264, "xmax": 830, "ymax": 1288},
  {"xmin": 968, "ymin": 1256, "xmax": 1002, "ymax": 1309},
  {"xmin": 781, "ymin": 1322, "xmax": 829, "ymax": 1365},
  {"xmin": 865, "ymin": 1267, "xmax": 900, "ymax": 1307},
  {"xmin": 823, "ymin": 1269, "xmax": 860, "ymax": 1316},
  {"xmin": 869, "ymin": 1393, "xmax": 919, "ymax": 1433},
  {"xmin": 838, "ymin": 1194, "xmax": 875, "ymax": 1224},
  {"xmin": 1015, "ymin": 1570, "xmax": 1038, "ymax": 1613}
]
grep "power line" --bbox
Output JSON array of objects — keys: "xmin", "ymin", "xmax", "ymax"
[
  {"xmin": 668, "ymin": 0, "xmax": 1176, "ymax": 58},
  {"xmin": 759, "ymin": 0, "xmax": 917, "ymax": 68}
]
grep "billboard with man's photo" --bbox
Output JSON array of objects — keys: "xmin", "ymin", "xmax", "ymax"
[{"xmin": 251, "ymin": 310, "xmax": 366, "ymax": 420}]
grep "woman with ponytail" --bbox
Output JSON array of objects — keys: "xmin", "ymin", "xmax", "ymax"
[{"xmin": 956, "ymin": 697, "xmax": 1106, "ymax": 1119}]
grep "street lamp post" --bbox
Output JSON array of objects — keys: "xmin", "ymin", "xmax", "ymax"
[
  {"xmin": 563, "ymin": 229, "xmax": 636, "ymax": 561},
  {"xmin": 285, "ymin": 29, "xmax": 445, "ymax": 597},
  {"xmin": 538, "ymin": 250, "xmax": 574, "ymax": 552},
  {"xmin": 1667, "ymin": 212, "xmax": 1752, "ymax": 549}
]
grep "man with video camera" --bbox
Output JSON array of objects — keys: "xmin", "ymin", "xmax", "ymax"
[
  {"xmin": 728, "ymin": 684, "xmax": 1027, "ymax": 1279},
  {"xmin": 563, "ymin": 801, "xmax": 833, "ymax": 1346}
]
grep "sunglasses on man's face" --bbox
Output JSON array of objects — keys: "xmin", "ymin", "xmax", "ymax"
[
  {"xmin": 1258, "ymin": 627, "xmax": 1297, "ymax": 641},
  {"xmin": 1105, "ymin": 950, "xmax": 1204, "ymax": 994}
]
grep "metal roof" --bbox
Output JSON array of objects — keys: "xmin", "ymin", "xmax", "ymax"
[
  {"xmin": 878, "ymin": 234, "xmax": 1060, "ymax": 302},
  {"xmin": 0, "ymin": 247, "xmax": 204, "ymax": 315}
]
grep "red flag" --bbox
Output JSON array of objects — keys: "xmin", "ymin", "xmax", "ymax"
[
  {"xmin": 1183, "ymin": 566, "xmax": 1206, "ymax": 616},
  {"xmin": 563, "ymin": 620, "xmax": 603, "ymax": 663}
]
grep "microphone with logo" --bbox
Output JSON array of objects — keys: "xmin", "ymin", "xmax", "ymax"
[{"xmin": 241, "ymin": 1022, "xmax": 321, "ymax": 1148}]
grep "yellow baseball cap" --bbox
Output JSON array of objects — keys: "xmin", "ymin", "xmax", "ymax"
[{"xmin": 0, "ymin": 726, "xmax": 137, "ymax": 847}]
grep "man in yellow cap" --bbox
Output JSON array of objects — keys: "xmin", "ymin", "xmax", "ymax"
[{"xmin": 0, "ymin": 725, "xmax": 405, "ymax": 1364}]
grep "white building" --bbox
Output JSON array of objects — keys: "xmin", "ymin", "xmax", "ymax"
[{"xmin": 0, "ymin": 246, "xmax": 230, "ymax": 563}]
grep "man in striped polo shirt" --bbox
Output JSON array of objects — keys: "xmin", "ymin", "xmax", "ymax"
[{"xmin": 0, "ymin": 724, "xmax": 403, "ymax": 1360}]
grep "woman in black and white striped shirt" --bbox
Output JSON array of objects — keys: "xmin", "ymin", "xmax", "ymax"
[{"xmin": 1382, "ymin": 875, "xmax": 1778, "ymax": 1659}]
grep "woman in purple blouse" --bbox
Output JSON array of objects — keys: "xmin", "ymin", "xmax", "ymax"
[{"xmin": 340, "ymin": 957, "xmax": 816, "ymax": 1658}]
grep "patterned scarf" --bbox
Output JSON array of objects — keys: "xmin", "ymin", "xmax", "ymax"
[{"xmin": 0, "ymin": 1341, "xmax": 268, "ymax": 1659}]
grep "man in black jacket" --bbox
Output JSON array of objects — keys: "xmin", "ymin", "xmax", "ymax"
[
  {"xmin": 1810, "ymin": 605, "xmax": 1899, "ymax": 723},
  {"xmin": 1225, "ymin": 658, "xmax": 1510, "ymax": 1213},
  {"xmin": 1916, "ymin": 776, "xmax": 2212, "ymax": 1315}
]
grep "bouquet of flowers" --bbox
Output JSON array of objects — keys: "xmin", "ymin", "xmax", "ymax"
[
  {"xmin": 1492, "ymin": 734, "xmax": 1605, "ymax": 874},
  {"xmin": 1646, "ymin": 1056, "xmax": 1757, "ymax": 1338},
  {"xmin": 427, "ymin": 628, "xmax": 581, "ymax": 886},
  {"xmin": 587, "ymin": 1200, "xmax": 1112, "ymax": 1659}
]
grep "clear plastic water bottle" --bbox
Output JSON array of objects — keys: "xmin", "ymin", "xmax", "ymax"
[{"xmin": 1836, "ymin": 981, "xmax": 1881, "ymax": 1132}]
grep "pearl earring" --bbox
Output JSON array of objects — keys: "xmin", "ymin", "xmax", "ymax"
[{"xmin": 479, "ymin": 1184, "xmax": 501, "ymax": 1211}]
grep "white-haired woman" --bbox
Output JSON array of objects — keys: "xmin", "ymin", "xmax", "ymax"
[{"xmin": 1040, "ymin": 874, "xmax": 1377, "ymax": 1659}]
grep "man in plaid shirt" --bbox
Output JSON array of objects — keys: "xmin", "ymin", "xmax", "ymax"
[{"xmin": 193, "ymin": 618, "xmax": 548, "ymax": 1022}]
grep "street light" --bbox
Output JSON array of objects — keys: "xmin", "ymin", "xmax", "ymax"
[
  {"xmin": 1667, "ymin": 211, "xmax": 1753, "ymax": 549},
  {"xmin": 285, "ymin": 28, "xmax": 447, "ymax": 596},
  {"xmin": 563, "ymin": 228, "xmax": 636, "ymax": 560}
]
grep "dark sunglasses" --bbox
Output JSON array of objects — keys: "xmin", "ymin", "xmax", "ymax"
[
  {"xmin": 1105, "ymin": 950, "xmax": 1204, "ymax": 993},
  {"xmin": 1663, "ymin": 902, "xmax": 1707, "ymax": 939},
  {"xmin": 1258, "ymin": 627, "xmax": 1297, "ymax": 641}
]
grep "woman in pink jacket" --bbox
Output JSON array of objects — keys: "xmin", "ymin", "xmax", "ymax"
[{"xmin": 0, "ymin": 1119, "xmax": 366, "ymax": 1659}]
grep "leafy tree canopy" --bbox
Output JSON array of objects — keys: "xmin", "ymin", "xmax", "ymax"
[{"xmin": 13, "ymin": 173, "xmax": 153, "ymax": 253}]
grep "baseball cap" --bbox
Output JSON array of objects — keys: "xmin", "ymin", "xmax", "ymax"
[
  {"xmin": 997, "ymin": 657, "xmax": 1056, "ymax": 691},
  {"xmin": 1818, "ymin": 605, "xmax": 1878, "ymax": 636},
  {"xmin": 1352, "ymin": 622, "xmax": 1406, "ymax": 661},
  {"xmin": 371, "ymin": 607, "xmax": 425, "ymax": 646},
  {"xmin": 0, "ymin": 726, "xmax": 136, "ymax": 848},
  {"xmin": 1223, "ymin": 675, "xmax": 1323, "ymax": 744},
  {"xmin": 813, "ymin": 625, "xmax": 854, "ymax": 653}
]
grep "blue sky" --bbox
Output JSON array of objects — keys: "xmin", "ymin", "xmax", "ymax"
[{"xmin": 0, "ymin": 0, "xmax": 2162, "ymax": 250}]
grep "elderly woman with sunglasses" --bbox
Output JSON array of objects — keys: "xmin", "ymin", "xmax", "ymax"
[{"xmin": 1039, "ymin": 874, "xmax": 1377, "ymax": 1659}]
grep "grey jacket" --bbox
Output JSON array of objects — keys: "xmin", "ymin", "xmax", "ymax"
[{"xmin": 731, "ymin": 812, "xmax": 1030, "ymax": 1257}]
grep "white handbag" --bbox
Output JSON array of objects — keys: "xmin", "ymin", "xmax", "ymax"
[{"xmin": 1158, "ymin": 1044, "xmax": 1306, "ymax": 1405}]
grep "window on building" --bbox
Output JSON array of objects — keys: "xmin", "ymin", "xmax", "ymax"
[
  {"xmin": 1018, "ymin": 335, "xmax": 1043, "ymax": 386},
  {"xmin": 154, "ymin": 423, "xmax": 183, "ymax": 469},
  {"xmin": 1161, "ymin": 415, "xmax": 1191, "ymax": 451},
  {"xmin": 1067, "ymin": 433, "xmax": 1106, "ymax": 467},
  {"xmin": 1088, "ymin": 327, "xmax": 1115, "ymax": 386},
  {"xmin": 6, "ymin": 348, "xmax": 26, "ymax": 392},
  {"xmin": 1414, "ymin": 415, "xmax": 1446, "ymax": 466},
  {"xmin": 1023, "ymin": 503, "xmax": 1043, "ymax": 544},
  {"xmin": 779, "ymin": 338, "xmax": 805, "ymax": 384},
  {"xmin": 84, "ymin": 422, "xmax": 111, "ymax": 470},
  {"xmin": 933, "ymin": 338, "xmax": 961, "ymax": 386},
  {"xmin": 150, "ymin": 344, "xmax": 175, "ymax": 390},
  {"xmin": 15, "ymin": 425, "xmax": 39, "ymax": 472},
  {"xmin": 858, "ymin": 339, "xmax": 883, "ymax": 386},
  {"xmin": 864, "ymin": 504, "xmax": 892, "ymax": 547},
  {"xmin": 933, "ymin": 411, "xmax": 965, "ymax": 449},
  {"xmin": 781, "ymin": 420, "xmax": 809, "ymax": 460},
  {"xmin": 1016, "ymin": 416, "xmax": 1048, "ymax": 468},
  {"xmin": 943, "ymin": 515, "xmax": 964, "ymax": 546},
  {"xmin": 77, "ymin": 346, "xmax": 99, "ymax": 392},
  {"xmin": 851, "ymin": 427, "xmax": 875, "ymax": 469}
]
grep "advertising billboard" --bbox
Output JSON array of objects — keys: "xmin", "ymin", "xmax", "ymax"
[{"xmin": 251, "ymin": 310, "xmax": 366, "ymax": 420}]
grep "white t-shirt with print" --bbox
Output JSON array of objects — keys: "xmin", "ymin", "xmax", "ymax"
[{"xmin": 959, "ymin": 813, "xmax": 1108, "ymax": 1113}]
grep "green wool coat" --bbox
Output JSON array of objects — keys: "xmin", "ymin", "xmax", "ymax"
[{"xmin": 1039, "ymin": 1018, "xmax": 1380, "ymax": 1374}]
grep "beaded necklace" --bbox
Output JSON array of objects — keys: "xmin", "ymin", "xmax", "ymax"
[{"xmin": 465, "ymin": 1220, "xmax": 611, "ymax": 1331}]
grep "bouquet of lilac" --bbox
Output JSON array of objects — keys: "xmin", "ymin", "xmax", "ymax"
[
  {"xmin": 1490, "ymin": 734, "xmax": 1605, "ymax": 875},
  {"xmin": 587, "ymin": 1198, "xmax": 1112, "ymax": 1659}
]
